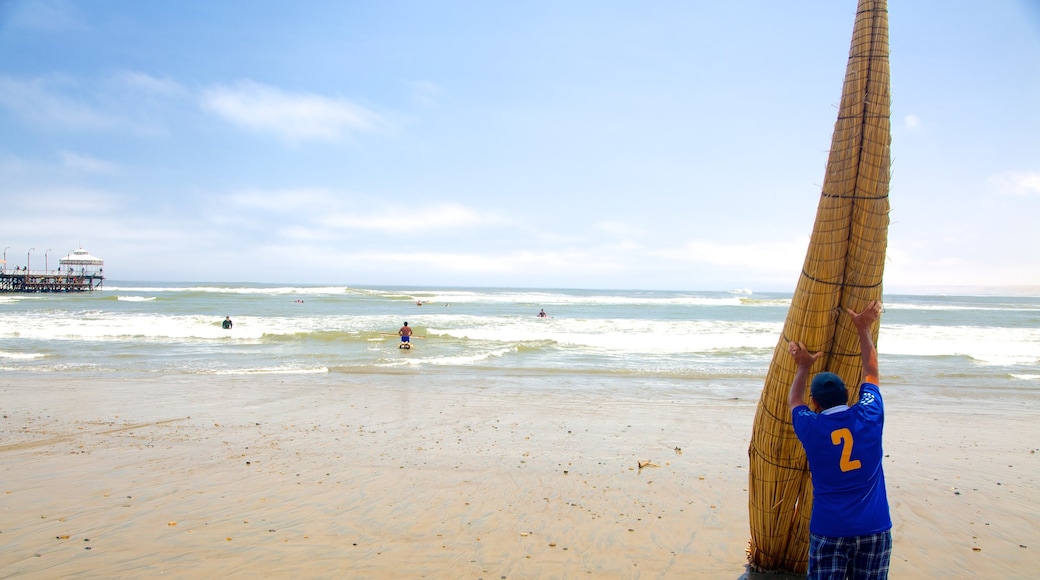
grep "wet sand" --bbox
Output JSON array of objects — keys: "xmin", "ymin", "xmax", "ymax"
[{"xmin": 1, "ymin": 373, "xmax": 1037, "ymax": 578}]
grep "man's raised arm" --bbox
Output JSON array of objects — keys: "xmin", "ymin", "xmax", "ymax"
[
  {"xmin": 848, "ymin": 300, "xmax": 882, "ymax": 385},
  {"xmin": 787, "ymin": 341, "xmax": 824, "ymax": 410}
]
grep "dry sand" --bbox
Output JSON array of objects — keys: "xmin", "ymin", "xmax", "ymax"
[{"xmin": 1, "ymin": 373, "xmax": 1037, "ymax": 579}]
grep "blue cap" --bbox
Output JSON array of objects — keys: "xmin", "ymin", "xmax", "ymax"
[{"xmin": 810, "ymin": 372, "xmax": 848, "ymax": 408}]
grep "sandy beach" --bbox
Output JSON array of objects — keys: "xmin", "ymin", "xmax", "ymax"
[{"xmin": 1, "ymin": 372, "xmax": 1037, "ymax": 579}]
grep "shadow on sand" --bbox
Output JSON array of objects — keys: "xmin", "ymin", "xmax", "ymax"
[{"xmin": 737, "ymin": 566, "xmax": 804, "ymax": 580}]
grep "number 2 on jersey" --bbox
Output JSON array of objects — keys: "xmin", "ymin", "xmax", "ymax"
[{"xmin": 830, "ymin": 428, "xmax": 862, "ymax": 472}]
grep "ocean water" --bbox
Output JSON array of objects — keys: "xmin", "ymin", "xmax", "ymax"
[{"xmin": 1, "ymin": 283, "xmax": 1038, "ymax": 403}]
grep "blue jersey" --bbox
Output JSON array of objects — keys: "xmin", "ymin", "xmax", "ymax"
[{"xmin": 792, "ymin": 383, "xmax": 891, "ymax": 537}]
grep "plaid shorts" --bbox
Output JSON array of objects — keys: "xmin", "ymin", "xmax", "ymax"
[{"xmin": 808, "ymin": 531, "xmax": 892, "ymax": 579}]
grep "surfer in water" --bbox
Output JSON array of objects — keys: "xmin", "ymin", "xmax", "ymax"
[
  {"xmin": 222, "ymin": 316, "xmax": 233, "ymax": 330},
  {"xmin": 398, "ymin": 321, "xmax": 413, "ymax": 348},
  {"xmin": 537, "ymin": 309, "xmax": 548, "ymax": 318}
]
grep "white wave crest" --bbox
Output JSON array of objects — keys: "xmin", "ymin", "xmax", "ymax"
[
  {"xmin": 206, "ymin": 366, "xmax": 329, "ymax": 375},
  {"xmin": 1010, "ymin": 373, "xmax": 1040, "ymax": 381},
  {"xmin": 0, "ymin": 350, "xmax": 47, "ymax": 360}
]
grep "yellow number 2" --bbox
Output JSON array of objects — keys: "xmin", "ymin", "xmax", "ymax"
[{"xmin": 830, "ymin": 428, "xmax": 862, "ymax": 473}]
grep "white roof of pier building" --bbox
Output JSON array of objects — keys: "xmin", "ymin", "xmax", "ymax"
[{"xmin": 60, "ymin": 248, "xmax": 104, "ymax": 266}]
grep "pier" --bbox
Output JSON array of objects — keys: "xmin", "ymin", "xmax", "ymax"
[{"xmin": 0, "ymin": 248, "xmax": 105, "ymax": 293}]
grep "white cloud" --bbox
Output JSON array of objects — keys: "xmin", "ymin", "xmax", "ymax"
[
  {"xmin": 1, "ymin": 185, "xmax": 121, "ymax": 214},
  {"xmin": 216, "ymin": 189, "xmax": 500, "ymax": 237},
  {"xmin": 989, "ymin": 171, "xmax": 1040, "ymax": 196},
  {"xmin": 275, "ymin": 225, "xmax": 342, "ymax": 243},
  {"xmin": 340, "ymin": 249, "xmax": 591, "ymax": 274},
  {"xmin": 226, "ymin": 187, "xmax": 344, "ymax": 212},
  {"xmin": 200, "ymin": 80, "xmax": 382, "ymax": 141},
  {"xmin": 114, "ymin": 71, "xmax": 186, "ymax": 97},
  {"xmin": 885, "ymin": 245, "xmax": 1040, "ymax": 288},
  {"xmin": 6, "ymin": 0, "xmax": 85, "ymax": 31},
  {"xmin": 597, "ymin": 220, "xmax": 645, "ymax": 237},
  {"xmin": 0, "ymin": 75, "xmax": 115, "ymax": 130},
  {"xmin": 0, "ymin": 154, "xmax": 33, "ymax": 175},
  {"xmin": 318, "ymin": 203, "xmax": 498, "ymax": 233},
  {"xmin": 410, "ymin": 80, "xmax": 442, "ymax": 108},
  {"xmin": 59, "ymin": 150, "xmax": 119, "ymax": 174},
  {"xmin": 650, "ymin": 238, "xmax": 807, "ymax": 272},
  {"xmin": 903, "ymin": 114, "xmax": 921, "ymax": 130},
  {"xmin": 0, "ymin": 73, "xmax": 176, "ymax": 133}
]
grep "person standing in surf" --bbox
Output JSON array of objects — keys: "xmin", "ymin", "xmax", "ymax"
[
  {"xmin": 222, "ymin": 316, "xmax": 233, "ymax": 330},
  {"xmin": 398, "ymin": 321, "xmax": 413, "ymax": 347}
]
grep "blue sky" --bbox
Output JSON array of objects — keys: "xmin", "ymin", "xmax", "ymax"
[{"xmin": 1, "ymin": 0, "xmax": 1038, "ymax": 292}]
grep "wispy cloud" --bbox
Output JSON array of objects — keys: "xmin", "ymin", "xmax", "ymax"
[
  {"xmin": 0, "ymin": 75, "xmax": 115, "ymax": 130},
  {"xmin": 340, "ymin": 249, "xmax": 590, "ymax": 273},
  {"xmin": 597, "ymin": 220, "xmax": 645, "ymax": 237},
  {"xmin": 4, "ymin": 0, "xmax": 85, "ymax": 32},
  {"xmin": 989, "ymin": 170, "xmax": 1040, "ymax": 196},
  {"xmin": 1, "ymin": 184, "xmax": 122, "ymax": 215},
  {"xmin": 318, "ymin": 203, "xmax": 499, "ymax": 233},
  {"xmin": 0, "ymin": 71, "xmax": 388, "ymax": 144},
  {"xmin": 200, "ymin": 80, "xmax": 383, "ymax": 142},
  {"xmin": 0, "ymin": 73, "xmax": 181, "ymax": 133},
  {"xmin": 58, "ymin": 151, "xmax": 119, "ymax": 174},
  {"xmin": 114, "ymin": 71, "xmax": 186, "ymax": 97},
  {"xmin": 226, "ymin": 187, "xmax": 344, "ymax": 212},
  {"xmin": 903, "ymin": 114, "xmax": 921, "ymax": 130},
  {"xmin": 220, "ymin": 189, "xmax": 499, "ymax": 237},
  {"xmin": 409, "ymin": 80, "xmax": 443, "ymax": 108},
  {"xmin": 651, "ymin": 239, "xmax": 807, "ymax": 272}
]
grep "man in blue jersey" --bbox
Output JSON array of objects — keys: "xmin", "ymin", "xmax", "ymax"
[{"xmin": 787, "ymin": 300, "xmax": 891, "ymax": 579}]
